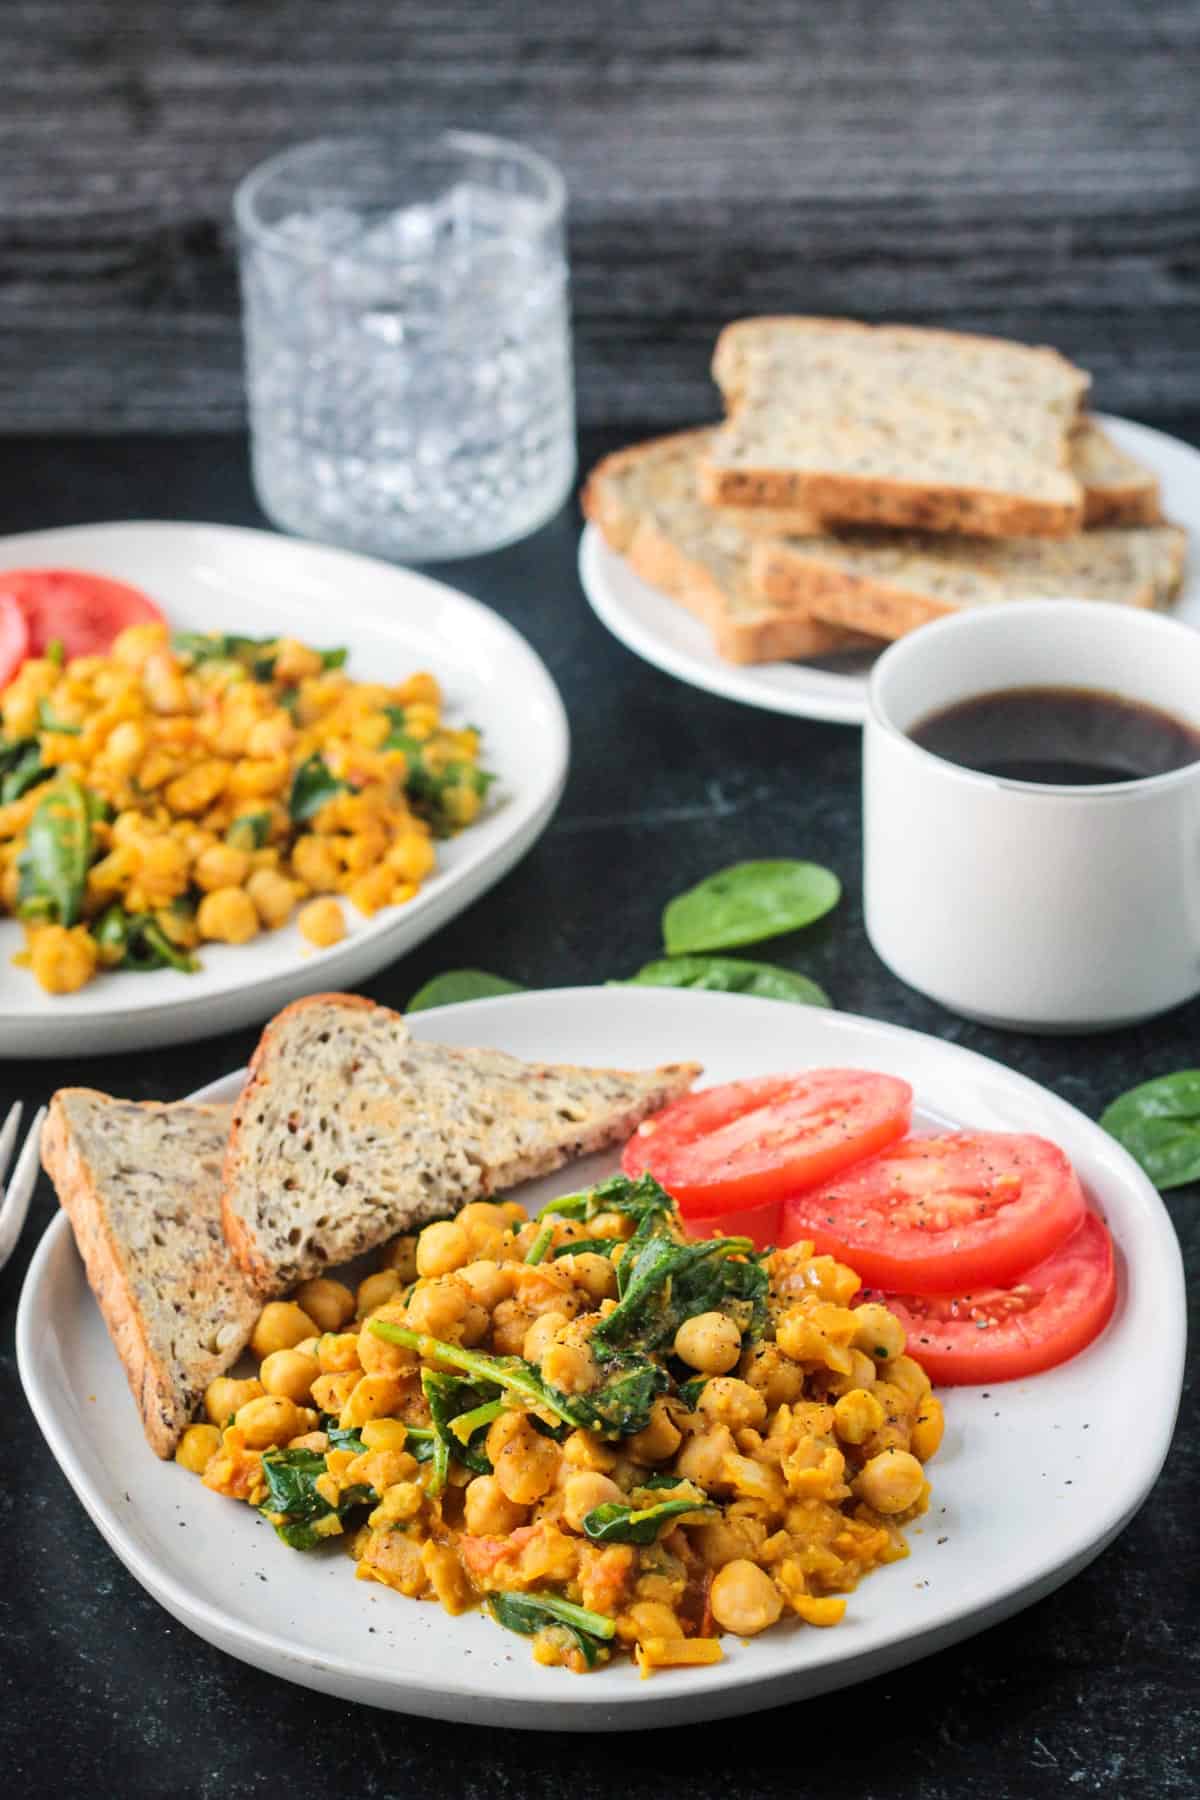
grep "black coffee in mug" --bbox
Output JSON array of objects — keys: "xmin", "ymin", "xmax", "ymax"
[{"xmin": 909, "ymin": 685, "xmax": 1200, "ymax": 786}]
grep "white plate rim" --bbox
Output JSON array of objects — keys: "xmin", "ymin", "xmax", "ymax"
[
  {"xmin": 0, "ymin": 520, "xmax": 570, "ymax": 1054},
  {"xmin": 16, "ymin": 987, "xmax": 1187, "ymax": 1727},
  {"xmin": 580, "ymin": 412, "xmax": 1200, "ymax": 725}
]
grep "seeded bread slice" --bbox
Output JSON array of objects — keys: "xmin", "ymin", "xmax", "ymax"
[
  {"xmin": 222, "ymin": 993, "xmax": 702, "ymax": 1292},
  {"xmin": 582, "ymin": 428, "xmax": 879, "ymax": 664},
  {"xmin": 702, "ymin": 316, "xmax": 1090, "ymax": 537},
  {"xmin": 1071, "ymin": 419, "xmax": 1163, "ymax": 528},
  {"xmin": 41, "ymin": 1090, "xmax": 257, "ymax": 1458},
  {"xmin": 751, "ymin": 523, "xmax": 1188, "ymax": 640}
]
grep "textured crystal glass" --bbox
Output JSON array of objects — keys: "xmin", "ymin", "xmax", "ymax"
[{"xmin": 235, "ymin": 131, "xmax": 575, "ymax": 562}]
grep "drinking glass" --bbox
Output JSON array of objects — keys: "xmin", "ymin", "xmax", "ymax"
[{"xmin": 234, "ymin": 131, "xmax": 575, "ymax": 562}]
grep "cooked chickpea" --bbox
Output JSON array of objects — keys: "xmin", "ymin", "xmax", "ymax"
[
  {"xmin": 416, "ymin": 1220, "xmax": 471, "ymax": 1279},
  {"xmin": 911, "ymin": 1396, "xmax": 945, "ymax": 1462},
  {"xmin": 235, "ymin": 1393, "xmax": 302, "ymax": 1449},
  {"xmin": 203, "ymin": 1375, "xmax": 264, "ymax": 1425},
  {"xmin": 887, "ymin": 1354, "xmax": 933, "ymax": 1404},
  {"xmin": 522, "ymin": 1310, "xmax": 568, "ymax": 1364},
  {"xmin": 833, "ymin": 1387, "xmax": 886, "ymax": 1446},
  {"xmin": 340, "ymin": 1374, "xmax": 410, "ymax": 1430},
  {"xmin": 196, "ymin": 885, "xmax": 259, "ymax": 945},
  {"xmin": 317, "ymin": 1330, "xmax": 363, "ymax": 1373},
  {"xmin": 175, "ymin": 1423, "xmax": 221, "ymax": 1474},
  {"xmin": 356, "ymin": 1268, "xmax": 402, "ymax": 1317},
  {"xmin": 293, "ymin": 1277, "xmax": 355, "ymax": 1333},
  {"xmin": 623, "ymin": 1600, "xmax": 685, "ymax": 1643},
  {"xmin": 259, "ymin": 1348, "xmax": 318, "ymax": 1404},
  {"xmin": 29, "ymin": 925, "xmax": 98, "ymax": 994},
  {"xmin": 292, "ymin": 834, "xmax": 341, "ymax": 893},
  {"xmin": 405, "ymin": 1278, "xmax": 470, "ymax": 1339},
  {"xmin": 709, "ymin": 1560, "xmax": 783, "ymax": 1636},
  {"xmin": 458, "ymin": 1258, "xmax": 513, "ymax": 1311},
  {"xmin": 673, "ymin": 1310, "xmax": 743, "ymax": 1375},
  {"xmin": 852, "ymin": 1302, "xmax": 906, "ymax": 1366},
  {"xmin": 463, "ymin": 1474, "xmax": 529, "ymax": 1537},
  {"xmin": 562, "ymin": 1471, "xmax": 624, "ymax": 1533},
  {"xmin": 560, "ymin": 1251, "xmax": 617, "ymax": 1302},
  {"xmin": 251, "ymin": 1300, "xmax": 318, "ymax": 1361},
  {"xmin": 379, "ymin": 1235, "xmax": 419, "ymax": 1280},
  {"xmin": 855, "ymin": 1449, "xmax": 927, "ymax": 1514},
  {"xmin": 697, "ymin": 1377, "xmax": 767, "ymax": 1433},
  {"xmin": 297, "ymin": 896, "xmax": 346, "ymax": 948},
  {"xmin": 246, "ymin": 866, "xmax": 300, "ymax": 929},
  {"xmin": 360, "ymin": 1418, "xmax": 410, "ymax": 1452},
  {"xmin": 487, "ymin": 1413, "xmax": 560, "ymax": 1506},
  {"xmin": 675, "ymin": 1423, "xmax": 736, "ymax": 1488},
  {"xmin": 541, "ymin": 1340, "xmax": 598, "ymax": 1395},
  {"xmin": 311, "ymin": 1371, "xmax": 358, "ymax": 1415},
  {"xmin": 626, "ymin": 1397, "xmax": 684, "ymax": 1463},
  {"xmin": 193, "ymin": 843, "xmax": 251, "ymax": 892},
  {"xmin": 357, "ymin": 1303, "xmax": 418, "ymax": 1376}
]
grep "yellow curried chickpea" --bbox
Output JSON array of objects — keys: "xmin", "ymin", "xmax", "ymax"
[
  {"xmin": 697, "ymin": 1377, "xmax": 767, "ymax": 1433},
  {"xmin": 626, "ymin": 1397, "xmax": 684, "ymax": 1464},
  {"xmin": 463, "ymin": 1474, "xmax": 529, "ymax": 1537},
  {"xmin": 887, "ymin": 1354, "xmax": 933, "ymax": 1404},
  {"xmin": 490, "ymin": 1299, "xmax": 536, "ymax": 1356},
  {"xmin": 246, "ymin": 866, "xmax": 300, "ymax": 930},
  {"xmin": 251, "ymin": 1300, "xmax": 319, "ymax": 1361},
  {"xmin": 317, "ymin": 1330, "xmax": 363, "ymax": 1373},
  {"xmin": 405, "ymin": 1277, "xmax": 470, "ymax": 1339},
  {"xmin": 196, "ymin": 886, "xmax": 260, "ymax": 945},
  {"xmin": 357, "ymin": 1304, "xmax": 417, "ymax": 1376},
  {"xmin": 911, "ymin": 1396, "xmax": 945, "ymax": 1463},
  {"xmin": 541, "ymin": 1340, "xmax": 598, "ymax": 1396},
  {"xmin": 235, "ymin": 1393, "xmax": 302, "ymax": 1449},
  {"xmin": 675, "ymin": 1423, "xmax": 736, "ymax": 1488},
  {"xmin": 855, "ymin": 1448, "xmax": 927, "ymax": 1514},
  {"xmin": 709, "ymin": 1560, "xmax": 783, "ymax": 1637},
  {"xmin": 29, "ymin": 924, "xmax": 98, "ymax": 994},
  {"xmin": 833, "ymin": 1387, "xmax": 886, "ymax": 1447},
  {"xmin": 562, "ymin": 1471, "xmax": 624, "ymax": 1532},
  {"xmin": 380, "ymin": 1235, "xmax": 419, "ymax": 1280},
  {"xmin": 487, "ymin": 1413, "xmax": 560, "ymax": 1506},
  {"xmin": 356, "ymin": 1268, "xmax": 402, "ymax": 1317},
  {"xmin": 297, "ymin": 896, "xmax": 346, "ymax": 949},
  {"xmin": 522, "ymin": 1310, "xmax": 568, "ymax": 1364},
  {"xmin": 360, "ymin": 1418, "xmax": 410, "ymax": 1453},
  {"xmin": 204, "ymin": 1375, "xmax": 264, "ymax": 1425},
  {"xmin": 259, "ymin": 1348, "xmax": 319, "ymax": 1405},
  {"xmin": 851, "ymin": 1302, "xmax": 907, "ymax": 1367},
  {"xmin": 193, "ymin": 843, "xmax": 251, "ymax": 893},
  {"xmin": 293, "ymin": 1277, "xmax": 356, "ymax": 1333},
  {"xmin": 416, "ymin": 1220, "xmax": 471, "ymax": 1279},
  {"xmin": 674, "ymin": 1311, "xmax": 743, "ymax": 1375},
  {"xmin": 458, "ymin": 1258, "xmax": 513, "ymax": 1311},
  {"xmin": 175, "ymin": 1423, "xmax": 222, "ymax": 1474},
  {"xmin": 340, "ymin": 1373, "xmax": 410, "ymax": 1430},
  {"xmin": 560, "ymin": 1251, "xmax": 618, "ymax": 1302}
]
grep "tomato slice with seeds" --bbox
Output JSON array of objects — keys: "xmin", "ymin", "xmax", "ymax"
[
  {"xmin": 781, "ymin": 1131, "xmax": 1086, "ymax": 1294},
  {"xmin": 879, "ymin": 1212, "xmax": 1117, "ymax": 1385},
  {"xmin": 621, "ymin": 1070, "xmax": 913, "ymax": 1218},
  {"xmin": 0, "ymin": 592, "xmax": 30, "ymax": 688},
  {"xmin": 0, "ymin": 568, "xmax": 165, "ymax": 661}
]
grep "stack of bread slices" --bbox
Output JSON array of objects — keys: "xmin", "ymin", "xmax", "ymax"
[{"xmin": 583, "ymin": 317, "xmax": 1188, "ymax": 665}]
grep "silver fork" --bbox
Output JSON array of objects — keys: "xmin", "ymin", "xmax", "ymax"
[{"xmin": 0, "ymin": 1102, "xmax": 47, "ymax": 1272}]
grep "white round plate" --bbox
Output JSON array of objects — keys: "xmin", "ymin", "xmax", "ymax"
[
  {"xmin": 0, "ymin": 522, "xmax": 568, "ymax": 1055},
  {"xmin": 580, "ymin": 413, "xmax": 1200, "ymax": 724},
  {"xmin": 18, "ymin": 988, "xmax": 1184, "ymax": 1728}
]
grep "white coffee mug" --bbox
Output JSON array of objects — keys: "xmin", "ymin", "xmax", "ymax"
[{"xmin": 863, "ymin": 599, "xmax": 1200, "ymax": 1032}]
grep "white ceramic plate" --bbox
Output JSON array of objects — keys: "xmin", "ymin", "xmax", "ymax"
[
  {"xmin": 580, "ymin": 413, "xmax": 1200, "ymax": 724},
  {"xmin": 0, "ymin": 522, "xmax": 568, "ymax": 1055},
  {"xmin": 18, "ymin": 988, "xmax": 1184, "ymax": 1728}
]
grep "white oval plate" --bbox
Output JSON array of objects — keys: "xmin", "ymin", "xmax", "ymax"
[
  {"xmin": 17, "ymin": 988, "xmax": 1184, "ymax": 1728},
  {"xmin": 0, "ymin": 522, "xmax": 568, "ymax": 1055},
  {"xmin": 580, "ymin": 413, "xmax": 1200, "ymax": 724}
]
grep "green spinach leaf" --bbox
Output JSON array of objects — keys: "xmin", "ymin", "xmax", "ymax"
[
  {"xmin": 663, "ymin": 860, "xmax": 841, "ymax": 954},
  {"xmin": 288, "ymin": 753, "xmax": 348, "ymax": 823},
  {"xmin": 17, "ymin": 776, "xmax": 92, "ymax": 925},
  {"xmin": 1100, "ymin": 1071, "xmax": 1200, "ymax": 1189},
  {"xmin": 0, "ymin": 738, "xmax": 50, "ymax": 804},
  {"xmin": 614, "ymin": 954, "xmax": 829, "ymax": 1007},
  {"xmin": 407, "ymin": 969, "xmax": 524, "ymax": 1013},
  {"xmin": 226, "ymin": 811, "xmax": 273, "ymax": 851},
  {"xmin": 35, "ymin": 698, "xmax": 81, "ymax": 736},
  {"xmin": 486, "ymin": 1592, "xmax": 613, "ymax": 1666},
  {"xmin": 421, "ymin": 1369, "xmax": 497, "ymax": 1481},
  {"xmin": 258, "ymin": 1446, "xmax": 375, "ymax": 1551},
  {"xmin": 383, "ymin": 714, "xmax": 494, "ymax": 837},
  {"xmin": 581, "ymin": 1492, "xmax": 714, "ymax": 1545}
]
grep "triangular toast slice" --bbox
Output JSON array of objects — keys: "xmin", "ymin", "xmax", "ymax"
[{"xmin": 222, "ymin": 993, "xmax": 701, "ymax": 1291}]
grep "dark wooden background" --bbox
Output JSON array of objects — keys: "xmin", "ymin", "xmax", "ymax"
[{"xmin": 3, "ymin": 0, "xmax": 1198, "ymax": 435}]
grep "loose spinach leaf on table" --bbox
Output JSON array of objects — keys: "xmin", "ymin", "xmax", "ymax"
[
  {"xmin": 288, "ymin": 753, "xmax": 348, "ymax": 824},
  {"xmin": 407, "ymin": 969, "xmax": 525, "ymax": 1013},
  {"xmin": 1101, "ymin": 1071, "xmax": 1200, "ymax": 1189},
  {"xmin": 663, "ymin": 859, "xmax": 841, "ymax": 955},
  {"xmin": 581, "ymin": 1491, "xmax": 714, "ymax": 1546},
  {"xmin": 613, "ymin": 954, "xmax": 830, "ymax": 1008},
  {"xmin": 17, "ymin": 776, "xmax": 93, "ymax": 925},
  {"xmin": 487, "ymin": 1592, "xmax": 613, "ymax": 1666}
]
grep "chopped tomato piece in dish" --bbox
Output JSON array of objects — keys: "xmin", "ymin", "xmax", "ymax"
[
  {"xmin": 622, "ymin": 1069, "xmax": 913, "ymax": 1219},
  {"xmin": 0, "ymin": 568, "xmax": 165, "ymax": 661},
  {"xmin": 0, "ymin": 592, "xmax": 30, "ymax": 687},
  {"xmin": 879, "ymin": 1212, "xmax": 1117, "ymax": 1386},
  {"xmin": 781, "ymin": 1131, "xmax": 1086, "ymax": 1294}
]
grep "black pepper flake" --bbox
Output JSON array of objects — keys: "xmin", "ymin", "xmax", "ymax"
[{"xmin": 937, "ymin": 1536, "xmax": 949, "ymax": 1544}]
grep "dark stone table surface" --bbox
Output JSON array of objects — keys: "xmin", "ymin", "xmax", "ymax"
[{"xmin": 1, "ymin": 429, "xmax": 1196, "ymax": 1798}]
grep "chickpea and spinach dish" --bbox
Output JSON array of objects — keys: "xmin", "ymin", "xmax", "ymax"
[
  {"xmin": 0, "ymin": 623, "xmax": 490, "ymax": 993},
  {"xmin": 179, "ymin": 1176, "xmax": 943, "ymax": 1677}
]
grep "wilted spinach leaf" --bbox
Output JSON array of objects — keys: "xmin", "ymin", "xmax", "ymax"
[{"xmin": 288, "ymin": 753, "xmax": 347, "ymax": 823}]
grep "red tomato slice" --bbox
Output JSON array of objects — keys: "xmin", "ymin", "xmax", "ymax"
[
  {"xmin": 0, "ymin": 593, "xmax": 30, "ymax": 687},
  {"xmin": 879, "ymin": 1212, "xmax": 1117, "ymax": 1386},
  {"xmin": 781, "ymin": 1131, "xmax": 1086, "ymax": 1294},
  {"xmin": 622, "ymin": 1070, "xmax": 913, "ymax": 1217},
  {"xmin": 680, "ymin": 1193, "xmax": 782, "ymax": 1251},
  {"xmin": 0, "ymin": 568, "xmax": 165, "ymax": 660}
]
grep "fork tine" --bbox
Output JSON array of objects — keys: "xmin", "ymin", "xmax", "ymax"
[
  {"xmin": 0, "ymin": 1104, "xmax": 45, "ymax": 1269},
  {"xmin": 0, "ymin": 1101, "xmax": 22, "ymax": 1185}
]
